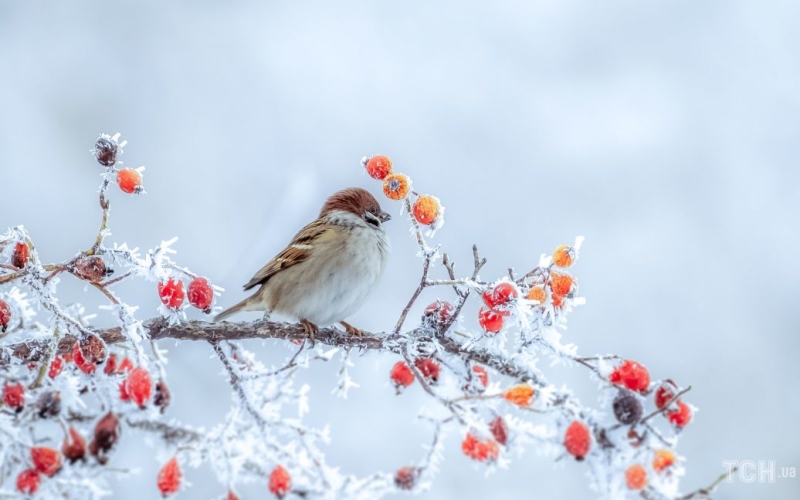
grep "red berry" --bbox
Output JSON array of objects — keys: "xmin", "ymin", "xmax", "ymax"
[
  {"xmin": 125, "ymin": 367, "xmax": 153, "ymax": 408},
  {"xmin": 608, "ymin": 360, "xmax": 651, "ymax": 393},
  {"xmin": 478, "ymin": 307, "xmax": 504, "ymax": 333},
  {"xmin": 118, "ymin": 357, "xmax": 134, "ymax": 373},
  {"xmin": 188, "ymin": 277, "xmax": 214, "ymax": 313},
  {"xmin": 489, "ymin": 416, "xmax": 508, "ymax": 446},
  {"xmin": 227, "ymin": 491, "xmax": 241, "ymax": 500},
  {"xmin": 472, "ymin": 365, "xmax": 488, "ymax": 389},
  {"xmin": 3, "ymin": 382, "xmax": 24, "ymax": 409},
  {"xmin": 119, "ymin": 381, "xmax": 131, "ymax": 401},
  {"xmin": 104, "ymin": 353, "xmax": 118, "ymax": 376},
  {"xmin": 157, "ymin": 457, "xmax": 182, "ymax": 496},
  {"xmin": 16, "ymin": 469, "xmax": 40, "ymax": 495},
  {"xmin": 364, "ymin": 155, "xmax": 393, "ymax": 180},
  {"xmin": 422, "ymin": 300, "xmax": 454, "ymax": 329},
  {"xmin": 390, "ymin": 361, "xmax": 415, "ymax": 390},
  {"xmin": 31, "ymin": 447, "xmax": 62, "ymax": 477},
  {"xmin": 116, "ymin": 168, "xmax": 142, "ymax": 194},
  {"xmin": 73, "ymin": 256, "xmax": 109, "ymax": 282},
  {"xmin": 49, "ymin": 356, "xmax": 65, "ymax": 379},
  {"xmin": 268, "ymin": 465, "xmax": 291, "ymax": 497},
  {"xmin": 461, "ymin": 433, "xmax": 500, "ymax": 462},
  {"xmin": 12, "ymin": 242, "xmax": 29, "ymax": 269},
  {"xmin": 158, "ymin": 279, "xmax": 185, "ymax": 309},
  {"xmin": 564, "ymin": 421, "xmax": 591, "ymax": 460},
  {"xmin": 654, "ymin": 381, "xmax": 677, "ymax": 410},
  {"xmin": 394, "ymin": 466, "xmax": 418, "ymax": 490},
  {"xmin": 485, "ymin": 283, "xmax": 519, "ymax": 313},
  {"xmin": 414, "ymin": 358, "xmax": 440, "ymax": 383},
  {"xmin": 0, "ymin": 299, "xmax": 11, "ymax": 332},
  {"xmin": 625, "ymin": 464, "xmax": 648, "ymax": 490},
  {"xmin": 62, "ymin": 427, "xmax": 87, "ymax": 464},
  {"xmin": 666, "ymin": 400, "xmax": 693, "ymax": 428},
  {"xmin": 73, "ymin": 342, "xmax": 96, "ymax": 375}
]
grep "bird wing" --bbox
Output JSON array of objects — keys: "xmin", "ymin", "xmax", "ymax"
[{"xmin": 242, "ymin": 219, "xmax": 333, "ymax": 291}]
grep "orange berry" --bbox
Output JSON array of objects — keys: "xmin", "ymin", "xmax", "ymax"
[
  {"xmin": 549, "ymin": 272, "xmax": 574, "ymax": 297},
  {"xmin": 157, "ymin": 457, "xmax": 182, "ymax": 496},
  {"xmin": 653, "ymin": 449, "xmax": 677, "ymax": 473},
  {"xmin": 412, "ymin": 194, "xmax": 441, "ymax": 226},
  {"xmin": 12, "ymin": 242, "xmax": 29, "ymax": 269},
  {"xmin": 625, "ymin": 464, "xmax": 648, "ymax": 490},
  {"xmin": 269, "ymin": 465, "xmax": 291, "ymax": 497},
  {"xmin": 526, "ymin": 285, "xmax": 547, "ymax": 304},
  {"xmin": 461, "ymin": 433, "xmax": 500, "ymax": 462},
  {"xmin": 365, "ymin": 155, "xmax": 393, "ymax": 180},
  {"xmin": 31, "ymin": 447, "xmax": 62, "ymax": 477},
  {"xmin": 503, "ymin": 384, "xmax": 535, "ymax": 407},
  {"xmin": 564, "ymin": 421, "xmax": 591, "ymax": 460},
  {"xmin": 116, "ymin": 168, "xmax": 142, "ymax": 194},
  {"xmin": 382, "ymin": 173, "xmax": 411, "ymax": 200},
  {"xmin": 552, "ymin": 244, "xmax": 575, "ymax": 267},
  {"xmin": 666, "ymin": 400, "xmax": 693, "ymax": 428}
]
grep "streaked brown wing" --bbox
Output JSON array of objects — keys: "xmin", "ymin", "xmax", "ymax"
[{"xmin": 242, "ymin": 219, "xmax": 329, "ymax": 290}]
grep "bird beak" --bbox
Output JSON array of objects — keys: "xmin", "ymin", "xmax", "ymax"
[{"xmin": 379, "ymin": 211, "xmax": 391, "ymax": 222}]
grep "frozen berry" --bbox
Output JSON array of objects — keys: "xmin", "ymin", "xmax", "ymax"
[
  {"xmin": 625, "ymin": 464, "xmax": 647, "ymax": 490},
  {"xmin": 652, "ymin": 449, "xmax": 677, "ymax": 473},
  {"xmin": 549, "ymin": 272, "xmax": 574, "ymax": 297},
  {"xmin": 526, "ymin": 285, "xmax": 547, "ymax": 305},
  {"xmin": 503, "ymin": 384, "xmax": 535, "ymax": 407},
  {"xmin": 73, "ymin": 256, "xmax": 110, "ymax": 282},
  {"xmin": 73, "ymin": 342, "xmax": 97, "ymax": 375},
  {"xmin": 62, "ymin": 427, "xmax": 87, "ymax": 464},
  {"xmin": 486, "ymin": 283, "xmax": 519, "ymax": 312},
  {"xmin": 364, "ymin": 155, "xmax": 393, "ymax": 180},
  {"xmin": 609, "ymin": 360, "xmax": 651, "ymax": 393},
  {"xmin": 154, "ymin": 380, "xmax": 171, "ymax": 413},
  {"xmin": 0, "ymin": 299, "xmax": 10, "ymax": 332},
  {"xmin": 412, "ymin": 194, "xmax": 441, "ymax": 226},
  {"xmin": 157, "ymin": 457, "xmax": 182, "ymax": 496},
  {"xmin": 461, "ymin": 433, "xmax": 500, "ymax": 462},
  {"xmin": 49, "ymin": 356, "xmax": 65, "ymax": 379},
  {"xmin": 80, "ymin": 334, "xmax": 107, "ymax": 365},
  {"xmin": 94, "ymin": 136, "xmax": 119, "ymax": 166},
  {"xmin": 3, "ymin": 382, "xmax": 24, "ymax": 410},
  {"xmin": 89, "ymin": 412, "xmax": 120, "ymax": 465},
  {"xmin": 31, "ymin": 446, "xmax": 62, "ymax": 477},
  {"xmin": 666, "ymin": 400, "xmax": 693, "ymax": 428},
  {"xmin": 478, "ymin": 307, "xmax": 504, "ymax": 333},
  {"xmin": 35, "ymin": 390, "xmax": 61, "ymax": 419},
  {"xmin": 654, "ymin": 381, "xmax": 678, "ymax": 410},
  {"xmin": 422, "ymin": 300, "xmax": 454, "ymax": 330},
  {"xmin": 16, "ymin": 468, "xmax": 40, "ymax": 495},
  {"xmin": 564, "ymin": 421, "xmax": 591, "ymax": 461},
  {"xmin": 227, "ymin": 491, "xmax": 240, "ymax": 500},
  {"xmin": 104, "ymin": 353, "xmax": 118, "ymax": 375},
  {"xmin": 414, "ymin": 358, "xmax": 440, "ymax": 383},
  {"xmin": 471, "ymin": 365, "xmax": 489, "ymax": 389},
  {"xmin": 489, "ymin": 416, "xmax": 508, "ymax": 446},
  {"xmin": 394, "ymin": 466, "xmax": 418, "ymax": 491},
  {"xmin": 125, "ymin": 367, "xmax": 153, "ymax": 408},
  {"xmin": 613, "ymin": 391, "xmax": 643, "ymax": 425},
  {"xmin": 390, "ymin": 361, "xmax": 415, "ymax": 390},
  {"xmin": 116, "ymin": 168, "xmax": 142, "ymax": 194},
  {"xmin": 269, "ymin": 465, "xmax": 291, "ymax": 497},
  {"xmin": 12, "ymin": 242, "xmax": 29, "ymax": 269},
  {"xmin": 158, "ymin": 278, "xmax": 185, "ymax": 309},
  {"xmin": 188, "ymin": 277, "xmax": 214, "ymax": 313},
  {"xmin": 118, "ymin": 357, "xmax": 134, "ymax": 373},
  {"xmin": 383, "ymin": 173, "xmax": 412, "ymax": 200},
  {"xmin": 552, "ymin": 244, "xmax": 575, "ymax": 268}
]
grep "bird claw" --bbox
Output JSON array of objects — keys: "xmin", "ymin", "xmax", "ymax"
[
  {"xmin": 339, "ymin": 321, "xmax": 365, "ymax": 337},
  {"xmin": 299, "ymin": 319, "xmax": 318, "ymax": 346}
]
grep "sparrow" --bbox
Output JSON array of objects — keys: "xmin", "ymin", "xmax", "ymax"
[{"xmin": 214, "ymin": 187, "xmax": 391, "ymax": 341}]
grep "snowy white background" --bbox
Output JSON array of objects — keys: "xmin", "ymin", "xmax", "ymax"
[{"xmin": 1, "ymin": 1, "xmax": 798, "ymax": 498}]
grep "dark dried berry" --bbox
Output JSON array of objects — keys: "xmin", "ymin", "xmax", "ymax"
[
  {"xmin": 94, "ymin": 137, "xmax": 118, "ymax": 166},
  {"xmin": 35, "ymin": 391, "xmax": 62, "ymax": 419},
  {"xmin": 89, "ymin": 412, "xmax": 120, "ymax": 465},
  {"xmin": 62, "ymin": 427, "xmax": 87, "ymax": 463},
  {"xmin": 12, "ymin": 242, "xmax": 29, "ymax": 269},
  {"xmin": 394, "ymin": 466, "xmax": 419, "ymax": 491},
  {"xmin": 73, "ymin": 257, "xmax": 111, "ymax": 282},
  {"xmin": 0, "ymin": 300, "xmax": 11, "ymax": 333},
  {"xmin": 79, "ymin": 335, "xmax": 106, "ymax": 365},
  {"xmin": 154, "ymin": 379, "xmax": 171, "ymax": 414},
  {"xmin": 613, "ymin": 391, "xmax": 643, "ymax": 425},
  {"xmin": 489, "ymin": 416, "xmax": 508, "ymax": 446}
]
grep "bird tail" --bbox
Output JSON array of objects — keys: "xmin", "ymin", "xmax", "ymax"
[{"xmin": 213, "ymin": 296, "xmax": 255, "ymax": 323}]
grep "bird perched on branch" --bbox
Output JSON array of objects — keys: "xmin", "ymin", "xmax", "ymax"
[{"xmin": 214, "ymin": 187, "xmax": 391, "ymax": 341}]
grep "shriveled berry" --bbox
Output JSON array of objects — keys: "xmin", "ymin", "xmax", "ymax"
[
  {"xmin": 73, "ymin": 342, "xmax": 97, "ymax": 375},
  {"xmin": 461, "ymin": 433, "xmax": 500, "ymax": 462},
  {"xmin": 625, "ymin": 464, "xmax": 648, "ymax": 490},
  {"xmin": 422, "ymin": 300, "xmax": 454, "ymax": 330},
  {"xmin": 394, "ymin": 466, "xmax": 419, "ymax": 491},
  {"xmin": 390, "ymin": 361, "xmax": 415, "ymax": 390},
  {"xmin": 94, "ymin": 136, "xmax": 119, "ymax": 166},
  {"xmin": 609, "ymin": 360, "xmax": 651, "ymax": 393},
  {"xmin": 412, "ymin": 195, "xmax": 441, "ymax": 226},
  {"xmin": 613, "ymin": 391, "xmax": 643, "ymax": 425},
  {"xmin": 666, "ymin": 400, "xmax": 693, "ymax": 428},
  {"xmin": 62, "ymin": 427, "xmax": 87, "ymax": 463},
  {"xmin": 489, "ymin": 416, "xmax": 508, "ymax": 446},
  {"xmin": 653, "ymin": 449, "xmax": 677, "ymax": 473},
  {"xmin": 154, "ymin": 379, "xmax": 171, "ymax": 413},
  {"xmin": 89, "ymin": 412, "xmax": 120, "ymax": 465},
  {"xmin": 16, "ymin": 468, "xmax": 40, "ymax": 495},
  {"xmin": 268, "ymin": 465, "xmax": 291, "ymax": 497},
  {"xmin": 158, "ymin": 279, "xmax": 185, "ymax": 309},
  {"xmin": 188, "ymin": 277, "xmax": 214, "ymax": 313},
  {"xmin": 31, "ymin": 446, "xmax": 62, "ymax": 477},
  {"xmin": 414, "ymin": 358, "xmax": 440, "ymax": 383},
  {"xmin": 157, "ymin": 457, "xmax": 182, "ymax": 496},
  {"xmin": 116, "ymin": 168, "xmax": 142, "ymax": 194},
  {"xmin": 125, "ymin": 367, "xmax": 153, "ymax": 408},
  {"xmin": 73, "ymin": 256, "xmax": 110, "ymax": 282},
  {"xmin": 552, "ymin": 244, "xmax": 575, "ymax": 268},
  {"xmin": 49, "ymin": 356, "xmax": 65, "ymax": 379},
  {"xmin": 564, "ymin": 421, "xmax": 591, "ymax": 461},
  {"xmin": 12, "ymin": 242, "xmax": 29, "ymax": 269},
  {"xmin": 364, "ymin": 155, "xmax": 393, "ymax": 180},
  {"xmin": 80, "ymin": 334, "xmax": 107, "ymax": 365},
  {"xmin": 0, "ymin": 299, "xmax": 11, "ymax": 332},
  {"xmin": 3, "ymin": 382, "xmax": 25, "ymax": 410},
  {"xmin": 36, "ymin": 391, "xmax": 62, "ymax": 419},
  {"xmin": 478, "ymin": 307, "xmax": 504, "ymax": 333},
  {"xmin": 383, "ymin": 173, "xmax": 412, "ymax": 200},
  {"xmin": 503, "ymin": 384, "xmax": 535, "ymax": 407}
]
